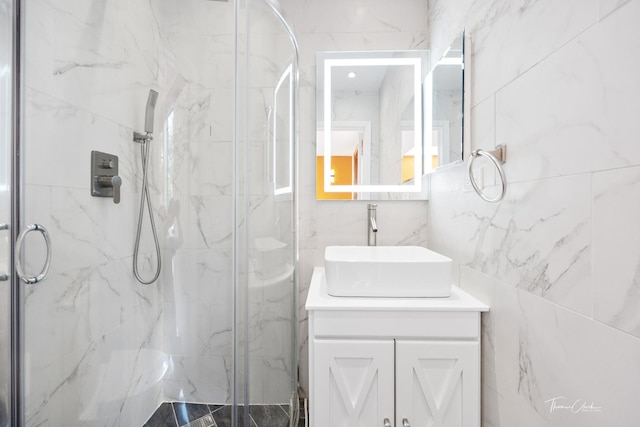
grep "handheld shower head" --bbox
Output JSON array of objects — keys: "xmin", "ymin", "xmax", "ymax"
[{"xmin": 144, "ymin": 89, "xmax": 159, "ymax": 134}]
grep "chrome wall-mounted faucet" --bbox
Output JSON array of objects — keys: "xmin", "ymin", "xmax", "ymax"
[{"xmin": 367, "ymin": 203, "xmax": 378, "ymax": 246}]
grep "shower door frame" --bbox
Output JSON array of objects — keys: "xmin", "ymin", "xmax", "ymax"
[{"xmin": 7, "ymin": 0, "xmax": 25, "ymax": 425}]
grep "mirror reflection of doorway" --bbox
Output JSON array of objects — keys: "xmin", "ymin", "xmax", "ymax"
[{"xmin": 316, "ymin": 121, "xmax": 372, "ymax": 200}]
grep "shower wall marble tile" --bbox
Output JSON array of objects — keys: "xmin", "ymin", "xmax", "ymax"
[
  {"xmin": 277, "ymin": 0, "xmax": 430, "ymax": 395},
  {"xmin": 22, "ymin": 0, "xmax": 167, "ymax": 425},
  {"xmin": 427, "ymin": 0, "xmax": 640, "ymax": 425}
]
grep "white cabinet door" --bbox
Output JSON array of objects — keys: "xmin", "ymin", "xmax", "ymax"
[
  {"xmin": 395, "ymin": 340, "xmax": 479, "ymax": 427},
  {"xmin": 312, "ymin": 339, "xmax": 395, "ymax": 427}
]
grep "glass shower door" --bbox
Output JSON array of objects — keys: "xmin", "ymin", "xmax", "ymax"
[
  {"xmin": 236, "ymin": 0, "xmax": 299, "ymax": 424},
  {"xmin": 0, "ymin": 0, "xmax": 14, "ymax": 425}
]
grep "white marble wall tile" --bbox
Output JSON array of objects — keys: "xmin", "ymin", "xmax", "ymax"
[
  {"xmin": 163, "ymin": 301, "xmax": 232, "ymax": 357},
  {"xmin": 247, "ymin": 34, "xmax": 291, "ymax": 91},
  {"xmin": 23, "ymin": 90, "xmax": 141, "ymax": 192},
  {"xmin": 31, "ymin": 188, "xmax": 138, "ymax": 275},
  {"xmin": 164, "ymin": 248, "xmax": 232, "ymax": 304},
  {"xmin": 25, "ymin": 0, "xmax": 165, "ymax": 130},
  {"xmin": 248, "ymin": 300, "xmax": 294, "ymax": 358},
  {"xmin": 273, "ymin": 0, "xmax": 317, "ymax": 36},
  {"xmin": 310, "ymin": 0, "xmax": 427, "ymax": 34},
  {"xmin": 255, "ymin": 357, "xmax": 295, "ymax": 405},
  {"xmin": 496, "ymin": 1, "xmax": 640, "ymax": 184},
  {"xmin": 496, "ymin": 286, "xmax": 640, "ymax": 426},
  {"xmin": 244, "ymin": 87, "xmax": 277, "ymax": 143},
  {"xmin": 28, "ymin": 314, "xmax": 163, "ymax": 427},
  {"xmin": 592, "ymin": 166, "xmax": 640, "ymax": 338},
  {"xmin": 470, "ymin": 95, "xmax": 496, "ymax": 160},
  {"xmin": 459, "ymin": 175, "xmax": 592, "ymax": 315},
  {"xmin": 425, "ymin": 0, "xmax": 473, "ymax": 63},
  {"xmin": 458, "ymin": 266, "xmax": 497, "ymax": 370},
  {"xmin": 163, "ymin": 355, "xmax": 232, "ymax": 404},
  {"xmin": 167, "ymin": 34, "xmax": 235, "ymax": 90},
  {"xmin": 170, "ymin": 86, "xmax": 232, "ymax": 146},
  {"xmin": 312, "ymin": 200, "xmax": 427, "ymax": 249},
  {"xmin": 184, "ymin": 194, "xmax": 233, "ymax": 250},
  {"xmin": 482, "ymin": 367, "xmax": 551, "ymax": 427},
  {"xmin": 465, "ymin": 0, "xmax": 598, "ymax": 105},
  {"xmin": 592, "ymin": 0, "xmax": 640, "ymax": 165},
  {"xmin": 598, "ymin": 0, "xmax": 635, "ymax": 19},
  {"xmin": 166, "ymin": 0, "xmax": 235, "ymax": 36},
  {"xmin": 186, "ymin": 142, "xmax": 234, "ymax": 196}
]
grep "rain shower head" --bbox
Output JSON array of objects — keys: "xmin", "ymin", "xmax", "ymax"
[{"xmin": 145, "ymin": 89, "xmax": 159, "ymax": 134}]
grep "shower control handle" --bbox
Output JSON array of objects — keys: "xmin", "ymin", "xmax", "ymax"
[
  {"xmin": 112, "ymin": 176, "xmax": 122, "ymax": 204},
  {"xmin": 101, "ymin": 159, "xmax": 115, "ymax": 169},
  {"xmin": 96, "ymin": 175, "xmax": 122, "ymax": 204}
]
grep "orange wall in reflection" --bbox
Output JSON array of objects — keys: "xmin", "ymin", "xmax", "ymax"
[{"xmin": 316, "ymin": 156, "xmax": 353, "ymax": 200}]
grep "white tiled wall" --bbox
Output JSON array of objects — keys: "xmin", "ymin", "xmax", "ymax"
[{"xmin": 427, "ymin": 0, "xmax": 640, "ymax": 425}]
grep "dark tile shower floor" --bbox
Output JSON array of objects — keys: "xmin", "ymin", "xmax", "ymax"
[{"xmin": 143, "ymin": 402, "xmax": 306, "ymax": 427}]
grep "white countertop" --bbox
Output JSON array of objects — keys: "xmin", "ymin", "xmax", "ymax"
[{"xmin": 305, "ymin": 267, "xmax": 489, "ymax": 312}]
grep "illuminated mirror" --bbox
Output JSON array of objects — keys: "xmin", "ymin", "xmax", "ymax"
[
  {"xmin": 316, "ymin": 50, "xmax": 430, "ymax": 200},
  {"xmin": 316, "ymin": 32, "xmax": 467, "ymax": 200}
]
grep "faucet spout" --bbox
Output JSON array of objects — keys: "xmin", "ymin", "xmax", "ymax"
[
  {"xmin": 369, "ymin": 216, "xmax": 378, "ymax": 232},
  {"xmin": 367, "ymin": 203, "xmax": 378, "ymax": 246}
]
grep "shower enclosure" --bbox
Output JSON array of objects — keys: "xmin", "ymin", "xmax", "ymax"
[{"xmin": 0, "ymin": 0, "xmax": 299, "ymax": 425}]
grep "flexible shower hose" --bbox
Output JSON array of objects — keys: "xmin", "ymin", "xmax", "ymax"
[{"xmin": 133, "ymin": 139, "xmax": 162, "ymax": 284}]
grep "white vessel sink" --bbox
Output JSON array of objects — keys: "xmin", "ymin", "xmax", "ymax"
[{"xmin": 324, "ymin": 246, "xmax": 452, "ymax": 297}]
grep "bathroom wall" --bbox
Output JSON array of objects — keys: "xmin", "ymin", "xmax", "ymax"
[
  {"xmin": 22, "ymin": 0, "xmax": 167, "ymax": 425},
  {"xmin": 426, "ymin": 0, "xmax": 640, "ymax": 425},
  {"xmin": 277, "ymin": 0, "xmax": 431, "ymax": 395}
]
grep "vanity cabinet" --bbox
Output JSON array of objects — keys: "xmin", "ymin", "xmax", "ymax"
[{"xmin": 306, "ymin": 268, "xmax": 488, "ymax": 427}]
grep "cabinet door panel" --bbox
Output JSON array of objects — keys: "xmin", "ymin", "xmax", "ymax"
[
  {"xmin": 396, "ymin": 341, "xmax": 479, "ymax": 427},
  {"xmin": 313, "ymin": 339, "xmax": 394, "ymax": 427}
]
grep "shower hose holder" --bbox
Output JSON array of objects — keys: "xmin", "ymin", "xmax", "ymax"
[{"xmin": 133, "ymin": 131, "xmax": 152, "ymax": 143}]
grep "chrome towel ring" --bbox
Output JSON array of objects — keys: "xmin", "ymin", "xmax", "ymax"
[
  {"xmin": 15, "ymin": 223, "xmax": 52, "ymax": 284},
  {"xmin": 467, "ymin": 144, "xmax": 507, "ymax": 203}
]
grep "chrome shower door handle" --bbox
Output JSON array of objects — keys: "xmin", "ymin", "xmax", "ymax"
[
  {"xmin": 15, "ymin": 223, "xmax": 52, "ymax": 284},
  {"xmin": 383, "ymin": 418, "xmax": 392, "ymax": 427}
]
